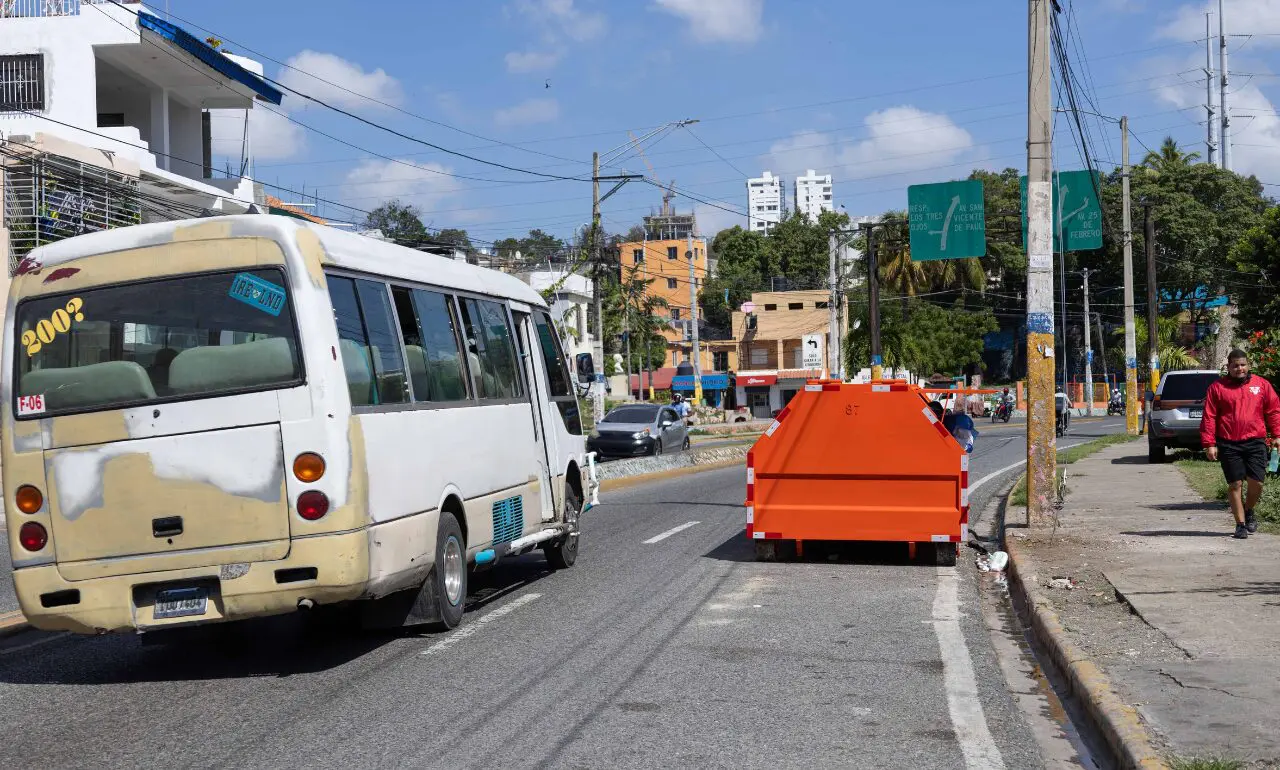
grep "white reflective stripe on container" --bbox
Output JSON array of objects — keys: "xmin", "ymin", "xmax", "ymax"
[
  {"xmin": 922, "ymin": 406, "xmax": 939, "ymax": 423},
  {"xmin": 752, "ymin": 531, "xmax": 766, "ymax": 539},
  {"xmin": 961, "ymin": 454, "xmax": 969, "ymax": 472},
  {"xmin": 931, "ymin": 535, "xmax": 951, "ymax": 542},
  {"xmin": 804, "ymin": 384, "xmax": 823, "ymax": 392},
  {"xmin": 765, "ymin": 420, "xmax": 782, "ymax": 437},
  {"xmin": 746, "ymin": 506, "xmax": 754, "ymax": 523},
  {"xmin": 961, "ymin": 523, "xmax": 968, "ymax": 542},
  {"xmin": 872, "ymin": 384, "xmax": 890, "ymax": 393},
  {"xmin": 746, "ymin": 467, "xmax": 755, "ymax": 484}
]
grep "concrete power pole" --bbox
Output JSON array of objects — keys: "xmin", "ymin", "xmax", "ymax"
[
  {"xmin": 1144, "ymin": 203, "xmax": 1161, "ymax": 399},
  {"xmin": 590, "ymin": 151, "xmax": 604, "ymax": 424},
  {"xmin": 827, "ymin": 229, "xmax": 840, "ymax": 378},
  {"xmin": 1205, "ymin": 12, "xmax": 1218, "ymax": 167},
  {"xmin": 1026, "ymin": 0, "xmax": 1058, "ymax": 523},
  {"xmin": 1219, "ymin": 0, "xmax": 1232, "ymax": 171},
  {"xmin": 864, "ymin": 222, "xmax": 883, "ymax": 381},
  {"xmin": 1081, "ymin": 268, "xmax": 1094, "ymax": 417},
  {"xmin": 1121, "ymin": 116, "xmax": 1140, "ymax": 435},
  {"xmin": 687, "ymin": 233, "xmax": 702, "ymax": 402}
]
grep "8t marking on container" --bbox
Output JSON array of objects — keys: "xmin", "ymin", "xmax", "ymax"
[{"xmin": 17, "ymin": 394, "xmax": 45, "ymax": 416}]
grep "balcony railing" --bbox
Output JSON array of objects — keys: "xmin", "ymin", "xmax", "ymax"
[{"xmin": 0, "ymin": 0, "xmax": 137, "ymax": 18}]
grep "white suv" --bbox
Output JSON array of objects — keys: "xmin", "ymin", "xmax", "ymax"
[{"xmin": 1147, "ymin": 369, "xmax": 1221, "ymax": 463}]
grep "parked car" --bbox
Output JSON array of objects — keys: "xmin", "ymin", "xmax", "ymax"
[
  {"xmin": 587, "ymin": 404, "xmax": 690, "ymax": 460},
  {"xmin": 1147, "ymin": 369, "xmax": 1222, "ymax": 463}
]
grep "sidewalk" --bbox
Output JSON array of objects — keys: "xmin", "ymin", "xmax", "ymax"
[{"xmin": 1009, "ymin": 440, "xmax": 1280, "ymax": 766}]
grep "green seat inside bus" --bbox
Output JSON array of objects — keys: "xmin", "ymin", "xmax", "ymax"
[
  {"xmin": 168, "ymin": 338, "xmax": 296, "ymax": 395},
  {"xmin": 21, "ymin": 360, "xmax": 157, "ymax": 411}
]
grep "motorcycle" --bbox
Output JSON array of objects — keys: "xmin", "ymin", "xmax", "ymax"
[
  {"xmin": 1107, "ymin": 394, "xmax": 1125, "ymax": 416},
  {"xmin": 991, "ymin": 400, "xmax": 1012, "ymax": 423}
]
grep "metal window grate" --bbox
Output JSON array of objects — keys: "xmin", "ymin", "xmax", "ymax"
[
  {"xmin": 491, "ymin": 496, "xmax": 524, "ymax": 545},
  {"xmin": 0, "ymin": 54, "xmax": 44, "ymax": 112},
  {"xmin": 3, "ymin": 152, "xmax": 142, "ymax": 273}
]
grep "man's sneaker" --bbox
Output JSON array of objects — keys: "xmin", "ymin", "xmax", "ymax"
[
  {"xmin": 1246, "ymin": 509, "xmax": 1259, "ymax": 533},
  {"xmin": 1235, "ymin": 522, "xmax": 1250, "ymax": 539}
]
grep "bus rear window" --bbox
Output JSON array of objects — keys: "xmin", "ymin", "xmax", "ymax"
[{"xmin": 14, "ymin": 268, "xmax": 301, "ymax": 417}]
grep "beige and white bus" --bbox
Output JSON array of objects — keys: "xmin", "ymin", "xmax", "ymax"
[{"xmin": 3, "ymin": 215, "xmax": 589, "ymax": 635}]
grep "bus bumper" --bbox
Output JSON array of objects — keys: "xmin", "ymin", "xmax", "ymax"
[{"xmin": 13, "ymin": 529, "xmax": 371, "ymax": 635}]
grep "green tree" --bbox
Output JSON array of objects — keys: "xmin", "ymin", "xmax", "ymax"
[
  {"xmin": 434, "ymin": 228, "xmax": 471, "ymax": 249},
  {"xmin": 1141, "ymin": 137, "xmax": 1201, "ymax": 176},
  {"xmin": 1232, "ymin": 206, "xmax": 1280, "ymax": 333},
  {"xmin": 700, "ymin": 226, "xmax": 774, "ymax": 329},
  {"xmin": 844, "ymin": 298, "xmax": 996, "ymax": 376},
  {"xmin": 363, "ymin": 200, "xmax": 428, "ymax": 244}
]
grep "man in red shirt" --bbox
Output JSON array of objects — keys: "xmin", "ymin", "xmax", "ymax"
[{"xmin": 1201, "ymin": 349, "xmax": 1280, "ymax": 538}]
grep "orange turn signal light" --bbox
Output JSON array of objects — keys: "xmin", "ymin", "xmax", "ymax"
[
  {"xmin": 293, "ymin": 452, "xmax": 326, "ymax": 483},
  {"xmin": 15, "ymin": 485, "xmax": 43, "ymax": 514}
]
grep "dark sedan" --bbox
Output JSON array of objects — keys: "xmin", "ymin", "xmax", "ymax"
[{"xmin": 587, "ymin": 404, "xmax": 690, "ymax": 460}]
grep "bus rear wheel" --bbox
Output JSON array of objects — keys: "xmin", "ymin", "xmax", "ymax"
[{"xmin": 544, "ymin": 487, "xmax": 581, "ymax": 570}]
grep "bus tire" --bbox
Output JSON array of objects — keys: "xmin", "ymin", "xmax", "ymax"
[
  {"xmin": 430, "ymin": 512, "xmax": 468, "ymax": 630},
  {"xmin": 544, "ymin": 486, "xmax": 581, "ymax": 570}
]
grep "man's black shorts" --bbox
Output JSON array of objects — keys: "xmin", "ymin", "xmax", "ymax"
[{"xmin": 1218, "ymin": 438, "xmax": 1268, "ymax": 483}]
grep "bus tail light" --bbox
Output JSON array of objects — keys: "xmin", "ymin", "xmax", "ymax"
[
  {"xmin": 19, "ymin": 522, "xmax": 47, "ymax": 551},
  {"xmin": 15, "ymin": 484, "xmax": 43, "ymax": 514},
  {"xmin": 293, "ymin": 453, "xmax": 326, "ymax": 483},
  {"xmin": 297, "ymin": 491, "xmax": 329, "ymax": 521}
]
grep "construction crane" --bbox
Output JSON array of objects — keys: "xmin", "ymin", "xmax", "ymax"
[{"xmin": 626, "ymin": 130, "xmax": 678, "ymax": 217}]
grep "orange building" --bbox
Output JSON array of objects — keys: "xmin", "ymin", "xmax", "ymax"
[{"xmin": 618, "ymin": 235, "xmax": 709, "ymax": 367}]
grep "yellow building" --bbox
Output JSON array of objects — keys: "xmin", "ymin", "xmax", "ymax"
[
  {"xmin": 618, "ymin": 236, "xmax": 708, "ymax": 367},
  {"xmin": 731, "ymin": 290, "xmax": 832, "ymax": 418}
]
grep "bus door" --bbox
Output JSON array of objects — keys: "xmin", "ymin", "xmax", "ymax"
[{"xmin": 513, "ymin": 309, "xmax": 558, "ymax": 523}]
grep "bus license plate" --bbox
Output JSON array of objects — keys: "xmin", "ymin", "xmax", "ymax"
[
  {"xmin": 1189, "ymin": 408, "xmax": 1203, "ymax": 418},
  {"xmin": 153, "ymin": 587, "xmax": 208, "ymax": 619}
]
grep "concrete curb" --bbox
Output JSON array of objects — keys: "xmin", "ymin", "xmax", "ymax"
[
  {"xmin": 1003, "ymin": 508, "xmax": 1168, "ymax": 769},
  {"xmin": 598, "ymin": 445, "xmax": 748, "ymax": 492},
  {"xmin": 0, "ymin": 610, "xmax": 29, "ymax": 639}
]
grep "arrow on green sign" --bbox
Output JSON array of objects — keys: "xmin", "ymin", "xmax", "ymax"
[{"xmin": 906, "ymin": 180, "xmax": 986, "ymax": 261}]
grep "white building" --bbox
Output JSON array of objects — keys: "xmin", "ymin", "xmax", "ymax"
[
  {"xmin": 0, "ymin": 1, "xmax": 280, "ymax": 277},
  {"xmin": 746, "ymin": 171, "xmax": 782, "ymax": 235},
  {"xmin": 794, "ymin": 169, "xmax": 833, "ymax": 222},
  {"xmin": 518, "ymin": 269, "xmax": 595, "ymax": 363}
]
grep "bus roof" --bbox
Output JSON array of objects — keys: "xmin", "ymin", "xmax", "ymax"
[{"xmin": 20, "ymin": 215, "xmax": 547, "ymax": 308}]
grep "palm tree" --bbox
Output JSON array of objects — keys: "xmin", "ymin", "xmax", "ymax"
[
  {"xmin": 926, "ymin": 258, "xmax": 986, "ymax": 294},
  {"xmin": 1141, "ymin": 137, "xmax": 1201, "ymax": 177}
]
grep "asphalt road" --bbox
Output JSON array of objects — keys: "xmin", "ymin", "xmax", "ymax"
[{"xmin": 0, "ymin": 418, "xmax": 1125, "ymax": 768}]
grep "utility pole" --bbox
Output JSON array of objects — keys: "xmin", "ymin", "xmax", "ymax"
[
  {"xmin": 1144, "ymin": 202, "xmax": 1160, "ymax": 399},
  {"xmin": 590, "ymin": 151, "xmax": 604, "ymax": 424},
  {"xmin": 1121, "ymin": 115, "xmax": 1140, "ymax": 435},
  {"xmin": 623, "ymin": 269, "xmax": 634, "ymax": 401},
  {"xmin": 1205, "ymin": 12, "xmax": 1218, "ymax": 167},
  {"xmin": 1026, "ymin": 0, "xmax": 1057, "ymax": 524},
  {"xmin": 827, "ymin": 229, "xmax": 840, "ymax": 378},
  {"xmin": 863, "ymin": 222, "xmax": 882, "ymax": 381},
  {"xmin": 1219, "ymin": 0, "xmax": 1231, "ymax": 171},
  {"xmin": 1096, "ymin": 312, "xmax": 1110, "ymax": 397},
  {"xmin": 687, "ymin": 233, "xmax": 702, "ymax": 402},
  {"xmin": 1081, "ymin": 268, "xmax": 1094, "ymax": 417}
]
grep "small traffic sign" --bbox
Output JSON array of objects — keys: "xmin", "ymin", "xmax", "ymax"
[
  {"xmin": 802, "ymin": 334, "xmax": 824, "ymax": 368},
  {"xmin": 907, "ymin": 180, "xmax": 986, "ymax": 261},
  {"xmin": 1020, "ymin": 170, "xmax": 1103, "ymax": 252}
]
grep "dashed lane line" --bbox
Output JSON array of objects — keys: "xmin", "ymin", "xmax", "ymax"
[{"xmin": 642, "ymin": 521, "xmax": 700, "ymax": 544}]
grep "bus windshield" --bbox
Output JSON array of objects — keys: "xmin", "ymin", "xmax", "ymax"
[{"xmin": 14, "ymin": 268, "xmax": 302, "ymax": 417}]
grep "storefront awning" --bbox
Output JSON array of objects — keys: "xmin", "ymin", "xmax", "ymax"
[
  {"xmin": 737, "ymin": 371, "xmax": 778, "ymax": 387},
  {"xmin": 778, "ymin": 368, "xmax": 824, "ymax": 381}
]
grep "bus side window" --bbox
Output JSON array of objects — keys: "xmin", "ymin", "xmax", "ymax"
[
  {"xmin": 475, "ymin": 299, "xmax": 523, "ymax": 399},
  {"xmin": 410, "ymin": 289, "xmax": 469, "ymax": 402},
  {"xmin": 327, "ymin": 275, "xmax": 377, "ymax": 406},
  {"xmin": 353, "ymin": 280, "xmax": 410, "ymax": 405}
]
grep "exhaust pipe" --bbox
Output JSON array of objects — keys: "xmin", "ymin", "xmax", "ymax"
[{"xmin": 297, "ymin": 598, "xmax": 315, "ymax": 611}]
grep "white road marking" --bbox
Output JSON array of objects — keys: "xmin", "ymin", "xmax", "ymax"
[
  {"xmin": 967, "ymin": 441, "xmax": 1087, "ymax": 494},
  {"xmin": 643, "ymin": 521, "xmax": 700, "ymax": 544},
  {"xmin": 420, "ymin": 592, "xmax": 541, "ymax": 657},
  {"xmin": 933, "ymin": 566, "xmax": 1007, "ymax": 770}
]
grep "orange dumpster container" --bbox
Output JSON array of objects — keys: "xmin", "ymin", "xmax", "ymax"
[{"xmin": 745, "ymin": 379, "xmax": 969, "ymax": 565}]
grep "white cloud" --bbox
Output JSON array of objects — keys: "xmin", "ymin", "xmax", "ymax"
[
  {"xmin": 1155, "ymin": 62, "xmax": 1280, "ymax": 180},
  {"xmin": 277, "ymin": 51, "xmax": 403, "ymax": 108},
  {"xmin": 653, "ymin": 0, "xmax": 764, "ymax": 43},
  {"xmin": 209, "ymin": 106, "xmax": 306, "ymax": 162},
  {"xmin": 694, "ymin": 202, "xmax": 746, "ymax": 237},
  {"xmin": 343, "ymin": 159, "xmax": 458, "ymax": 210},
  {"xmin": 1158, "ymin": 0, "xmax": 1280, "ymax": 44},
  {"xmin": 513, "ymin": 0, "xmax": 607, "ymax": 42},
  {"xmin": 505, "ymin": 49, "xmax": 563, "ymax": 73},
  {"xmin": 494, "ymin": 98, "xmax": 560, "ymax": 127},
  {"xmin": 763, "ymin": 106, "xmax": 975, "ymax": 184}
]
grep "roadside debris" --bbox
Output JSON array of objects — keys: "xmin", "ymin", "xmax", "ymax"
[
  {"xmin": 976, "ymin": 550, "xmax": 1009, "ymax": 572},
  {"xmin": 1047, "ymin": 577, "xmax": 1076, "ymax": 590}
]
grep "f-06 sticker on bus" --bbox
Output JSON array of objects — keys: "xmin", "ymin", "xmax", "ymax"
[
  {"xmin": 228, "ymin": 273, "xmax": 286, "ymax": 316},
  {"xmin": 16, "ymin": 394, "xmax": 46, "ymax": 416}
]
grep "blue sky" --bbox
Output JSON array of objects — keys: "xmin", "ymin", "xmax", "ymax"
[{"xmin": 175, "ymin": 0, "xmax": 1280, "ymax": 247}]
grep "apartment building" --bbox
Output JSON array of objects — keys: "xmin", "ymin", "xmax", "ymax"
[
  {"xmin": 746, "ymin": 171, "xmax": 782, "ymax": 234},
  {"xmin": 794, "ymin": 169, "xmax": 833, "ymax": 221}
]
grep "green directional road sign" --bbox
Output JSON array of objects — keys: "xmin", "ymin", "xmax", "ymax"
[
  {"xmin": 907, "ymin": 179, "xmax": 986, "ymax": 261},
  {"xmin": 1020, "ymin": 170, "xmax": 1103, "ymax": 252}
]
